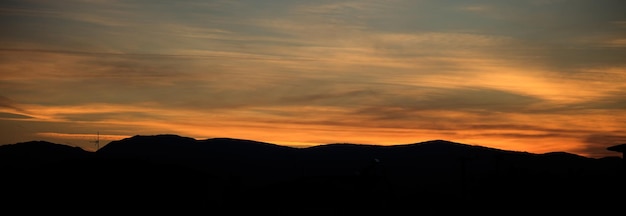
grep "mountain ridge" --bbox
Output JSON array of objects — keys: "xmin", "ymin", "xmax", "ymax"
[
  {"xmin": 1, "ymin": 134, "xmax": 624, "ymax": 215},
  {"xmin": 1, "ymin": 134, "xmax": 612, "ymax": 160}
]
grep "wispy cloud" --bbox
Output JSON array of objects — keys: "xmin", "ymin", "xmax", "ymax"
[{"xmin": 1, "ymin": 0, "xmax": 625, "ymax": 158}]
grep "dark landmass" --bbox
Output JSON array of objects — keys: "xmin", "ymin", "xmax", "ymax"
[{"xmin": 1, "ymin": 134, "xmax": 624, "ymax": 215}]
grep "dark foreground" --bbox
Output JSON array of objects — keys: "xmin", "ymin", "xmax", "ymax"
[{"xmin": 2, "ymin": 136, "xmax": 624, "ymax": 215}]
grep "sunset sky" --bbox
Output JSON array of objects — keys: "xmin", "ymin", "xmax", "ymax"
[{"xmin": 1, "ymin": 0, "xmax": 625, "ymax": 158}]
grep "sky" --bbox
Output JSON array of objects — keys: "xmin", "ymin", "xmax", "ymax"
[{"xmin": 1, "ymin": 0, "xmax": 625, "ymax": 158}]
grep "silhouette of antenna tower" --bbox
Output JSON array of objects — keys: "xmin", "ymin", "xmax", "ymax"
[{"xmin": 90, "ymin": 131, "xmax": 100, "ymax": 151}]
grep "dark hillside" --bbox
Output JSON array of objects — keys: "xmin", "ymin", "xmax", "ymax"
[{"xmin": 1, "ymin": 135, "xmax": 623, "ymax": 215}]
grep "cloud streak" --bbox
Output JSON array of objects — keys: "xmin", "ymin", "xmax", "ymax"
[{"xmin": 1, "ymin": 0, "xmax": 625, "ymax": 158}]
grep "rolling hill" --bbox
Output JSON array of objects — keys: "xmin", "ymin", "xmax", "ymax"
[{"xmin": 1, "ymin": 134, "xmax": 623, "ymax": 215}]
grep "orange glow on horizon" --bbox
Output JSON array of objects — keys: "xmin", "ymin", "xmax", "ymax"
[
  {"xmin": 1, "ymin": 1, "xmax": 625, "ymax": 159},
  {"xmin": 3, "ymin": 98, "xmax": 624, "ymax": 158}
]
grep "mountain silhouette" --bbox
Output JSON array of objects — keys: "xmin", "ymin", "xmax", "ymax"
[{"xmin": 1, "ymin": 134, "xmax": 624, "ymax": 215}]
